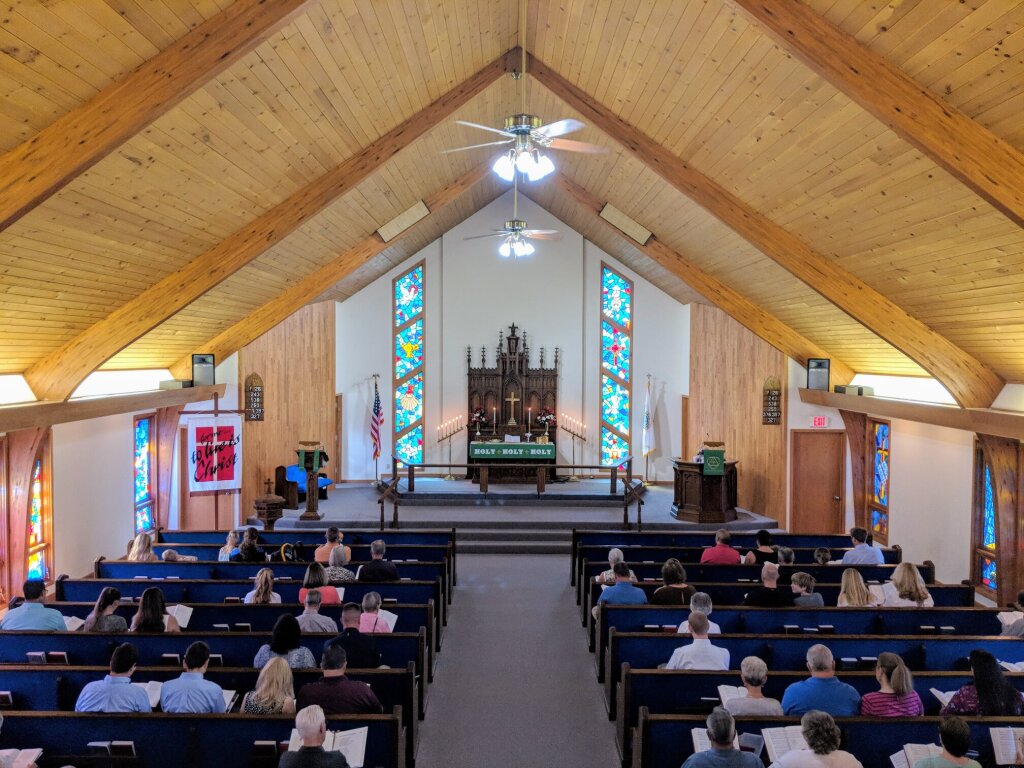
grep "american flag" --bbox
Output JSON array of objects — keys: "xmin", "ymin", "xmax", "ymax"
[{"xmin": 370, "ymin": 379, "xmax": 384, "ymax": 460}]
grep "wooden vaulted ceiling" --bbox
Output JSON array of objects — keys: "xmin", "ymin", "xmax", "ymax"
[{"xmin": 0, "ymin": 0, "xmax": 1022, "ymax": 407}]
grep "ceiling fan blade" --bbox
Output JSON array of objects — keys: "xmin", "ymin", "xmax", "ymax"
[
  {"xmin": 525, "ymin": 231, "xmax": 562, "ymax": 241},
  {"xmin": 535, "ymin": 118, "xmax": 585, "ymax": 138},
  {"xmin": 547, "ymin": 137, "xmax": 608, "ymax": 154},
  {"xmin": 463, "ymin": 232, "xmax": 510, "ymax": 240},
  {"xmin": 455, "ymin": 119, "xmax": 515, "ymax": 138},
  {"xmin": 440, "ymin": 139, "xmax": 513, "ymax": 154}
]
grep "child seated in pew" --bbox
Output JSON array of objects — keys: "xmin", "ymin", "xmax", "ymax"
[
  {"xmin": 813, "ymin": 548, "xmax": 832, "ymax": 566},
  {"xmin": 130, "ymin": 587, "xmax": 180, "ymax": 633},
  {"xmin": 914, "ymin": 716, "xmax": 982, "ymax": 768},
  {"xmin": 218, "ymin": 531, "xmax": 239, "ymax": 562},
  {"xmin": 860, "ymin": 652, "xmax": 923, "ymax": 717},
  {"xmin": 83, "ymin": 587, "xmax": 127, "ymax": 633},
  {"xmin": 254, "ymin": 615, "xmax": 317, "ymax": 670},
  {"xmin": 242, "ymin": 656, "xmax": 296, "ymax": 715},
  {"xmin": 837, "ymin": 569, "xmax": 881, "ymax": 607},
  {"xmin": 790, "ymin": 573, "xmax": 825, "ymax": 608},
  {"xmin": 245, "ymin": 568, "xmax": 282, "ymax": 605},
  {"xmin": 877, "ymin": 563, "xmax": 933, "ymax": 608},
  {"xmin": 723, "ymin": 656, "xmax": 783, "ymax": 717},
  {"xmin": 160, "ymin": 549, "xmax": 198, "ymax": 563},
  {"xmin": 678, "ymin": 593, "xmax": 721, "ymax": 635},
  {"xmin": 126, "ymin": 533, "xmax": 158, "ymax": 563}
]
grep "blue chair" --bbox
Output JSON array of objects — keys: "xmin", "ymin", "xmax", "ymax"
[{"xmin": 274, "ymin": 464, "xmax": 333, "ymax": 509}]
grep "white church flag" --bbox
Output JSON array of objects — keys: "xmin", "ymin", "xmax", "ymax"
[
  {"xmin": 641, "ymin": 376, "xmax": 655, "ymax": 456},
  {"xmin": 186, "ymin": 415, "xmax": 243, "ymax": 493}
]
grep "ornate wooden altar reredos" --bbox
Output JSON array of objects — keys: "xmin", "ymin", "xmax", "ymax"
[{"xmin": 466, "ymin": 324, "xmax": 559, "ymax": 481}]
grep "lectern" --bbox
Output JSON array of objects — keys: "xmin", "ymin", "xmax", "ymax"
[
  {"xmin": 670, "ymin": 459, "xmax": 739, "ymax": 523},
  {"xmin": 296, "ymin": 442, "xmax": 329, "ymax": 521}
]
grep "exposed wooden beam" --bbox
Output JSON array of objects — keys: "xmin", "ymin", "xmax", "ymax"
[
  {"xmin": 168, "ymin": 164, "xmax": 495, "ymax": 378},
  {"xmin": 546, "ymin": 174, "xmax": 856, "ymax": 385},
  {"xmin": 0, "ymin": 385, "xmax": 224, "ymax": 434},
  {"xmin": 24, "ymin": 49, "xmax": 516, "ymax": 402},
  {"xmin": 977, "ymin": 434, "xmax": 1021, "ymax": 606},
  {"xmin": 838, "ymin": 409, "xmax": 868, "ymax": 531},
  {"xmin": 800, "ymin": 388, "xmax": 1024, "ymax": 443},
  {"xmin": 0, "ymin": 0, "xmax": 313, "ymax": 232},
  {"xmin": 530, "ymin": 54, "xmax": 1004, "ymax": 409},
  {"xmin": 154, "ymin": 405, "xmax": 184, "ymax": 531},
  {"xmin": 728, "ymin": 0, "xmax": 1024, "ymax": 230}
]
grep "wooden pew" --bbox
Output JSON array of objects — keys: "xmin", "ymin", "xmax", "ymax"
[{"xmin": 0, "ymin": 709, "xmax": 405, "ymax": 768}]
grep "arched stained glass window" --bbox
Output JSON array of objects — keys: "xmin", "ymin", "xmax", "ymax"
[
  {"xmin": 973, "ymin": 448, "xmax": 999, "ymax": 597},
  {"xmin": 600, "ymin": 265, "xmax": 633, "ymax": 465},
  {"xmin": 134, "ymin": 414, "xmax": 156, "ymax": 533},
  {"xmin": 393, "ymin": 263, "xmax": 425, "ymax": 466},
  {"xmin": 866, "ymin": 419, "xmax": 890, "ymax": 545}
]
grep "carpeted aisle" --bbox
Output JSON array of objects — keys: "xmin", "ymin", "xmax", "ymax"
[{"xmin": 414, "ymin": 554, "xmax": 621, "ymax": 768}]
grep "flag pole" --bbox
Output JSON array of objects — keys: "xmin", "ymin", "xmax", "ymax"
[{"xmin": 372, "ymin": 373, "xmax": 381, "ymax": 487}]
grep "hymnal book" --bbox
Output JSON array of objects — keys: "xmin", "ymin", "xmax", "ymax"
[
  {"xmin": 929, "ymin": 688, "xmax": 956, "ymax": 707},
  {"xmin": 0, "ymin": 748, "xmax": 43, "ymax": 768},
  {"xmin": 382, "ymin": 598, "xmax": 398, "ymax": 605},
  {"xmin": 818, "ymin": 625, "xmax": 835, "ymax": 634},
  {"xmin": 87, "ymin": 741, "xmax": 136, "ymax": 757},
  {"xmin": 691, "ymin": 728, "xmax": 738, "ymax": 753},
  {"xmin": 208, "ymin": 653, "xmax": 224, "ymax": 666},
  {"xmin": 0, "ymin": 691, "xmax": 13, "ymax": 706},
  {"xmin": 998, "ymin": 611, "xmax": 1024, "ymax": 630},
  {"xmin": 336, "ymin": 588, "xmax": 345, "ymax": 602},
  {"xmin": 166, "ymin": 604, "xmax": 192, "ymax": 628},
  {"xmin": 212, "ymin": 623, "xmax": 230, "ymax": 631},
  {"xmin": 252, "ymin": 741, "xmax": 279, "ymax": 757},
  {"xmin": 223, "ymin": 597, "xmax": 242, "ymax": 604},
  {"xmin": 405, "ymin": 559, "xmax": 418, "ymax": 563},
  {"xmin": 64, "ymin": 615, "xmax": 85, "ymax": 631},
  {"xmin": 160, "ymin": 653, "xmax": 181, "ymax": 666},
  {"xmin": 232, "ymin": 623, "xmax": 252, "ymax": 633},
  {"xmin": 289, "ymin": 727, "xmax": 368, "ymax": 768},
  {"xmin": 889, "ymin": 743, "xmax": 942, "ymax": 768},
  {"xmin": 25, "ymin": 652, "xmax": 46, "ymax": 665},
  {"xmin": 990, "ymin": 726, "xmax": 1024, "ymax": 765},
  {"xmin": 223, "ymin": 689, "xmax": 238, "ymax": 711},
  {"xmin": 132, "ymin": 680, "xmax": 162, "ymax": 709},
  {"xmin": 1000, "ymin": 661, "xmax": 1024, "ymax": 673},
  {"xmin": 717, "ymin": 685, "xmax": 747, "ymax": 705},
  {"xmin": 377, "ymin": 609, "xmax": 398, "ymax": 632},
  {"xmin": 132, "ymin": 576, "xmax": 149, "ymax": 580},
  {"xmin": 26, "ymin": 651, "xmax": 69, "ymax": 665},
  {"xmin": 762, "ymin": 725, "xmax": 809, "ymax": 762},
  {"xmin": 738, "ymin": 733, "xmax": 764, "ymax": 757}
]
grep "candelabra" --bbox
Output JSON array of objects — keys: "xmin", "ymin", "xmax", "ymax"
[
  {"xmin": 560, "ymin": 413, "xmax": 588, "ymax": 482},
  {"xmin": 436, "ymin": 416, "xmax": 463, "ymax": 481}
]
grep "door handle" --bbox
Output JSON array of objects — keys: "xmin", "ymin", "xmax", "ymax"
[{"xmin": 833, "ymin": 496, "xmax": 841, "ymax": 501}]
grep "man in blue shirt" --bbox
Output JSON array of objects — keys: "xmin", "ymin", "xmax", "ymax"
[
  {"xmin": 75, "ymin": 643, "xmax": 152, "ymax": 713},
  {"xmin": 160, "ymin": 641, "xmax": 226, "ymax": 714},
  {"xmin": 0, "ymin": 580, "xmax": 66, "ymax": 631},
  {"xmin": 840, "ymin": 526, "xmax": 884, "ymax": 565},
  {"xmin": 594, "ymin": 562, "xmax": 647, "ymax": 620},
  {"xmin": 781, "ymin": 644, "xmax": 861, "ymax": 716}
]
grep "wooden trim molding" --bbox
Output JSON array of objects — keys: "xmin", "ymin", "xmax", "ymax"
[
  {"xmin": 5, "ymin": 428, "xmax": 47, "ymax": 591},
  {"xmin": 0, "ymin": 0, "xmax": 313, "ymax": 232},
  {"xmin": 530, "ymin": 54, "xmax": 1002, "ymax": 409},
  {"xmin": 154, "ymin": 406, "xmax": 184, "ymax": 531},
  {"xmin": 838, "ymin": 409, "xmax": 868, "ymax": 531},
  {"xmin": 728, "ymin": 0, "xmax": 1024, "ymax": 230}
]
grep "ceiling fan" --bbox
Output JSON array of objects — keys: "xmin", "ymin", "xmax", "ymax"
[
  {"xmin": 441, "ymin": 0, "xmax": 605, "ymax": 181},
  {"xmin": 464, "ymin": 175, "xmax": 560, "ymax": 258}
]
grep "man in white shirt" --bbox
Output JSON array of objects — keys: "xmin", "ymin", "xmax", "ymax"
[{"xmin": 666, "ymin": 611, "xmax": 729, "ymax": 671}]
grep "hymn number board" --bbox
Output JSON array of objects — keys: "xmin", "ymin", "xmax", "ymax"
[{"xmin": 762, "ymin": 377, "xmax": 782, "ymax": 425}]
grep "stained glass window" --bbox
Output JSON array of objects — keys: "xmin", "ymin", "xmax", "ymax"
[
  {"xmin": 871, "ymin": 509, "xmax": 888, "ymax": 539},
  {"xmin": 865, "ymin": 419, "xmax": 891, "ymax": 546},
  {"xmin": 600, "ymin": 266, "xmax": 633, "ymax": 464},
  {"xmin": 872, "ymin": 422, "xmax": 890, "ymax": 506},
  {"xmin": 26, "ymin": 447, "xmax": 52, "ymax": 584},
  {"xmin": 134, "ymin": 415, "xmax": 156, "ymax": 534},
  {"xmin": 982, "ymin": 466, "xmax": 996, "ymax": 551},
  {"xmin": 393, "ymin": 264, "xmax": 425, "ymax": 465},
  {"xmin": 979, "ymin": 555, "xmax": 997, "ymax": 592}
]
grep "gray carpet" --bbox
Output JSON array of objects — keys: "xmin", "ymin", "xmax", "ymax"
[{"xmin": 414, "ymin": 554, "xmax": 620, "ymax": 768}]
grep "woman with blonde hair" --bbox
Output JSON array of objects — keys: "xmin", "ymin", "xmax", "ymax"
[
  {"xmin": 837, "ymin": 568, "xmax": 880, "ymax": 607},
  {"xmin": 297, "ymin": 563, "xmax": 341, "ymax": 605},
  {"xmin": 244, "ymin": 568, "xmax": 281, "ymax": 605},
  {"xmin": 218, "ymin": 531, "xmax": 239, "ymax": 562},
  {"xmin": 126, "ymin": 533, "xmax": 157, "ymax": 562},
  {"xmin": 881, "ymin": 562, "xmax": 933, "ymax": 607},
  {"xmin": 860, "ymin": 652, "xmax": 923, "ymax": 716},
  {"xmin": 241, "ymin": 656, "xmax": 296, "ymax": 714}
]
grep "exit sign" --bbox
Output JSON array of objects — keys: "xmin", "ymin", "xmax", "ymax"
[{"xmin": 811, "ymin": 415, "xmax": 830, "ymax": 428}]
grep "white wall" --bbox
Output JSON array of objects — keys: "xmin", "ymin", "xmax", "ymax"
[
  {"xmin": 993, "ymin": 383, "xmax": 1024, "ymax": 413},
  {"xmin": 335, "ymin": 190, "xmax": 690, "ymax": 480}
]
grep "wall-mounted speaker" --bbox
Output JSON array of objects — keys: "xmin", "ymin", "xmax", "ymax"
[
  {"xmin": 807, "ymin": 358, "xmax": 830, "ymax": 391},
  {"xmin": 192, "ymin": 354, "xmax": 216, "ymax": 387}
]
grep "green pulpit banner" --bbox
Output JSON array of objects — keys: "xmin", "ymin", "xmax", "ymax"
[
  {"xmin": 469, "ymin": 442, "xmax": 556, "ymax": 460},
  {"xmin": 703, "ymin": 448, "xmax": 726, "ymax": 476}
]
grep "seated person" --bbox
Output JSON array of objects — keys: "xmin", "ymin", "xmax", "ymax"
[
  {"xmin": 665, "ymin": 611, "xmax": 729, "ymax": 671},
  {"xmin": 242, "ymin": 656, "xmax": 296, "ymax": 715},
  {"xmin": 840, "ymin": 526, "xmax": 884, "ymax": 565},
  {"xmin": 230, "ymin": 527, "xmax": 266, "ymax": 562},
  {"xmin": 83, "ymin": 586, "xmax": 127, "ymax": 633},
  {"xmin": 296, "ymin": 641, "xmax": 383, "ymax": 715},
  {"xmin": 254, "ymin": 614, "xmax": 317, "ymax": 670},
  {"xmin": 700, "ymin": 529, "xmax": 741, "ymax": 565},
  {"xmin": 0, "ymin": 579, "xmax": 66, "ymax": 631},
  {"xmin": 681, "ymin": 707, "xmax": 761, "ymax": 768},
  {"xmin": 594, "ymin": 548, "xmax": 638, "ymax": 585},
  {"xmin": 914, "ymin": 716, "xmax": 982, "ymax": 768},
  {"xmin": 314, "ymin": 527, "xmax": 351, "ymax": 565},
  {"xmin": 359, "ymin": 592, "xmax": 393, "ymax": 633},
  {"xmin": 593, "ymin": 562, "xmax": 647, "ymax": 620},
  {"xmin": 126, "ymin": 532, "xmax": 158, "ymax": 562},
  {"xmin": 218, "ymin": 531, "xmax": 239, "ymax": 562},
  {"xmin": 651, "ymin": 558, "xmax": 695, "ymax": 605},
  {"xmin": 281, "ymin": 706, "xmax": 351, "ymax": 768},
  {"xmin": 160, "ymin": 548, "xmax": 198, "ymax": 562},
  {"xmin": 297, "ymin": 589, "xmax": 339, "ymax": 634},
  {"xmin": 326, "ymin": 546, "xmax": 356, "ymax": 584},
  {"xmin": 298, "ymin": 563, "xmax": 342, "ymax": 605},
  {"xmin": 678, "ymin": 592, "xmax": 721, "ymax": 635},
  {"xmin": 75, "ymin": 643, "xmax": 151, "ymax": 712},
  {"xmin": 776, "ymin": 546, "xmax": 796, "ymax": 582},
  {"xmin": 781, "ymin": 644, "xmax": 860, "ymax": 717},
  {"xmin": 941, "ymin": 649, "xmax": 1024, "ymax": 716},
  {"xmin": 724, "ymin": 656, "xmax": 783, "ymax": 716},
  {"xmin": 245, "ymin": 568, "xmax": 282, "ymax": 604},
  {"xmin": 879, "ymin": 562, "xmax": 934, "ymax": 607},
  {"xmin": 837, "ymin": 568, "xmax": 881, "ymax": 607},
  {"xmin": 812, "ymin": 547, "xmax": 832, "ymax": 566},
  {"xmin": 743, "ymin": 562, "xmax": 795, "ymax": 607},
  {"xmin": 1000, "ymin": 590, "xmax": 1024, "ymax": 637},
  {"xmin": 860, "ymin": 652, "xmax": 923, "ymax": 717},
  {"xmin": 790, "ymin": 572, "xmax": 825, "ymax": 607},
  {"xmin": 356, "ymin": 540, "xmax": 399, "ymax": 582},
  {"xmin": 326, "ymin": 603, "xmax": 382, "ymax": 669},
  {"xmin": 769, "ymin": 710, "xmax": 863, "ymax": 767},
  {"xmin": 130, "ymin": 586, "xmax": 180, "ymax": 633},
  {"xmin": 743, "ymin": 529, "xmax": 777, "ymax": 565},
  {"xmin": 160, "ymin": 641, "xmax": 226, "ymax": 713}
]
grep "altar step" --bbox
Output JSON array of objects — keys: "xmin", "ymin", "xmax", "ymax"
[{"xmin": 455, "ymin": 528, "xmax": 571, "ymax": 554}]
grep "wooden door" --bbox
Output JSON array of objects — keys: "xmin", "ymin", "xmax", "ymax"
[{"xmin": 790, "ymin": 430, "xmax": 845, "ymax": 533}]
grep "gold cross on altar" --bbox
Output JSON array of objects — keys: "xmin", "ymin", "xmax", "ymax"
[{"xmin": 505, "ymin": 390, "xmax": 519, "ymax": 426}]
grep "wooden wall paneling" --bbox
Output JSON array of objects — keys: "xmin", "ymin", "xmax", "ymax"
[
  {"xmin": 5, "ymin": 428, "xmax": 47, "ymax": 591},
  {"xmin": 680, "ymin": 395, "xmax": 688, "ymax": 460},
  {"xmin": 0, "ymin": 0, "xmax": 313, "ymax": 232},
  {"xmin": 686, "ymin": 304, "xmax": 788, "ymax": 522},
  {"xmin": 238, "ymin": 301, "xmax": 336, "ymax": 516},
  {"xmin": 0, "ymin": 434, "xmax": 8, "ymax": 603},
  {"xmin": 154, "ymin": 405, "xmax": 183, "ymax": 531},
  {"xmin": 977, "ymin": 434, "xmax": 1021, "ymax": 606},
  {"xmin": 838, "ymin": 409, "xmax": 868, "ymax": 531},
  {"xmin": 530, "ymin": 54, "xmax": 1004, "ymax": 409},
  {"xmin": 336, "ymin": 394, "xmax": 343, "ymax": 484}
]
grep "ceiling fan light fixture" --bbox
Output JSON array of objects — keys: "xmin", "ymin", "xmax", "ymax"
[
  {"xmin": 498, "ymin": 239, "xmax": 513, "ymax": 258},
  {"xmin": 492, "ymin": 153, "xmax": 516, "ymax": 182},
  {"xmin": 514, "ymin": 240, "xmax": 535, "ymax": 257},
  {"xmin": 528, "ymin": 152, "xmax": 555, "ymax": 181},
  {"xmin": 515, "ymin": 149, "xmax": 538, "ymax": 176}
]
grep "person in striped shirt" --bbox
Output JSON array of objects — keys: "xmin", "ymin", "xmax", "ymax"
[{"xmin": 859, "ymin": 651, "xmax": 924, "ymax": 716}]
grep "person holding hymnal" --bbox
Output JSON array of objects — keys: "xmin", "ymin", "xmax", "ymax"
[
  {"xmin": 279, "ymin": 705, "xmax": 349, "ymax": 768},
  {"xmin": 941, "ymin": 650, "xmax": 1024, "ymax": 716},
  {"xmin": 914, "ymin": 716, "xmax": 981, "ymax": 768},
  {"xmin": 681, "ymin": 708, "xmax": 761, "ymax": 768},
  {"xmin": 766, "ymin": 710, "xmax": 862, "ymax": 767},
  {"xmin": 722, "ymin": 656, "xmax": 783, "ymax": 717}
]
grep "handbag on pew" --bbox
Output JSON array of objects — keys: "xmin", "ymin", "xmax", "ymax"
[{"xmin": 270, "ymin": 544, "xmax": 298, "ymax": 563}]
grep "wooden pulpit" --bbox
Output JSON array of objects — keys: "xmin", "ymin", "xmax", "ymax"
[{"xmin": 670, "ymin": 459, "xmax": 739, "ymax": 523}]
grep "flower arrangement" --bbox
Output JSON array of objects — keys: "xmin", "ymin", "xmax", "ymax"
[
  {"xmin": 469, "ymin": 408, "xmax": 489, "ymax": 425},
  {"xmin": 535, "ymin": 408, "xmax": 556, "ymax": 426}
]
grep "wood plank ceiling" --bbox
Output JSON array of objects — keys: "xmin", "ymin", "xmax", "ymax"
[{"xmin": 0, "ymin": 0, "xmax": 1021, "ymax": 391}]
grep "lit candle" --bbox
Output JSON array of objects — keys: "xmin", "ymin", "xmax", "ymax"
[
  {"xmin": 493, "ymin": 407, "xmax": 496, "ymax": 424},
  {"xmin": 528, "ymin": 407, "xmax": 532, "ymax": 431}
]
